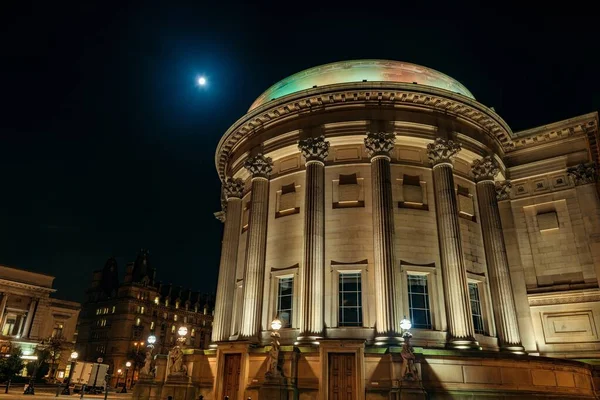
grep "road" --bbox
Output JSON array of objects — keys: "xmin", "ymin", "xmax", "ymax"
[{"xmin": 1, "ymin": 385, "xmax": 133, "ymax": 399}]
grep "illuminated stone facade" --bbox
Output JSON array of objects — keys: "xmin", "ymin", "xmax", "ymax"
[
  {"xmin": 140, "ymin": 60, "xmax": 600, "ymax": 399},
  {"xmin": 0, "ymin": 265, "xmax": 80, "ymax": 380}
]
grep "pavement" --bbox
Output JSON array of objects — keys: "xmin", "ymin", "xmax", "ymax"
[{"xmin": 1, "ymin": 386, "xmax": 133, "ymax": 399}]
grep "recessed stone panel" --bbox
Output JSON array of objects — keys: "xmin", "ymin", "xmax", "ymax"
[
  {"xmin": 463, "ymin": 366, "xmax": 502, "ymax": 384},
  {"xmin": 531, "ymin": 369, "xmax": 556, "ymax": 386},
  {"xmin": 542, "ymin": 310, "xmax": 598, "ymax": 343}
]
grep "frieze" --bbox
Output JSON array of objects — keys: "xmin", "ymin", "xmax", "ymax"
[
  {"xmin": 528, "ymin": 290, "xmax": 600, "ymax": 307},
  {"xmin": 216, "ymin": 87, "xmax": 514, "ymax": 180}
]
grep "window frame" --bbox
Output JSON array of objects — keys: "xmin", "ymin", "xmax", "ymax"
[
  {"xmin": 466, "ymin": 272, "xmax": 495, "ymax": 338},
  {"xmin": 399, "ymin": 263, "xmax": 439, "ymax": 331},
  {"xmin": 268, "ymin": 265, "xmax": 299, "ymax": 330},
  {"xmin": 330, "ymin": 264, "xmax": 369, "ymax": 328},
  {"xmin": 397, "ymin": 174, "xmax": 429, "ymax": 211}
]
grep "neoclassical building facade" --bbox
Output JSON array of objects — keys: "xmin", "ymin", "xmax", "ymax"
[{"xmin": 136, "ymin": 60, "xmax": 600, "ymax": 399}]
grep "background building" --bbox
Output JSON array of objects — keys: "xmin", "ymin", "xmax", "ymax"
[
  {"xmin": 77, "ymin": 250, "xmax": 214, "ymax": 386},
  {"xmin": 0, "ymin": 265, "xmax": 80, "ymax": 380},
  {"xmin": 204, "ymin": 60, "xmax": 600, "ymax": 399}
]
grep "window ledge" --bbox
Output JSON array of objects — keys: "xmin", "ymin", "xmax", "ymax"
[
  {"xmin": 398, "ymin": 202, "xmax": 429, "ymax": 211},
  {"xmin": 333, "ymin": 201, "xmax": 365, "ymax": 209}
]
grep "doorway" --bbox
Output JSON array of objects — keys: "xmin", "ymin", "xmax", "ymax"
[
  {"xmin": 328, "ymin": 353, "xmax": 356, "ymax": 400},
  {"xmin": 222, "ymin": 353, "xmax": 241, "ymax": 399}
]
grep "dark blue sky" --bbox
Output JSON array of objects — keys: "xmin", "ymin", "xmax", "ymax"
[{"xmin": 2, "ymin": 2, "xmax": 599, "ymax": 301}]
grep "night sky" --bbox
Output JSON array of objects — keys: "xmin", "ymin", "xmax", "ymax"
[{"xmin": 2, "ymin": 3, "xmax": 599, "ymax": 302}]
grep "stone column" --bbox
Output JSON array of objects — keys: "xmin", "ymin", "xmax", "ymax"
[
  {"xmin": 239, "ymin": 154, "xmax": 273, "ymax": 341},
  {"xmin": 472, "ymin": 157, "xmax": 525, "ymax": 353},
  {"xmin": 364, "ymin": 131, "xmax": 400, "ymax": 342},
  {"xmin": 211, "ymin": 178, "xmax": 245, "ymax": 343},
  {"xmin": 0, "ymin": 293, "xmax": 8, "ymax": 326},
  {"xmin": 427, "ymin": 137, "xmax": 478, "ymax": 349},
  {"xmin": 22, "ymin": 298, "xmax": 37, "ymax": 338},
  {"xmin": 297, "ymin": 136, "xmax": 329, "ymax": 342}
]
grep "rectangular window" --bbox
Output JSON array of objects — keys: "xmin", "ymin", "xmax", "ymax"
[
  {"xmin": 338, "ymin": 273, "xmax": 362, "ymax": 327},
  {"xmin": 469, "ymin": 283, "xmax": 485, "ymax": 334},
  {"xmin": 150, "ymin": 321, "xmax": 155, "ymax": 330},
  {"xmin": 407, "ymin": 275, "xmax": 432, "ymax": 329},
  {"xmin": 276, "ymin": 277, "xmax": 294, "ymax": 328},
  {"xmin": 51, "ymin": 323, "xmax": 64, "ymax": 338}
]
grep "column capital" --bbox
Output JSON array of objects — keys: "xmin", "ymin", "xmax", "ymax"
[
  {"xmin": 567, "ymin": 163, "xmax": 597, "ymax": 185},
  {"xmin": 223, "ymin": 178, "xmax": 245, "ymax": 200},
  {"xmin": 427, "ymin": 137, "xmax": 461, "ymax": 166},
  {"xmin": 298, "ymin": 135, "xmax": 330, "ymax": 163},
  {"xmin": 364, "ymin": 132, "xmax": 395, "ymax": 159},
  {"xmin": 244, "ymin": 154, "xmax": 273, "ymax": 179},
  {"xmin": 471, "ymin": 156, "xmax": 500, "ymax": 182},
  {"xmin": 214, "ymin": 211, "xmax": 226, "ymax": 223},
  {"xmin": 495, "ymin": 180, "xmax": 512, "ymax": 201}
]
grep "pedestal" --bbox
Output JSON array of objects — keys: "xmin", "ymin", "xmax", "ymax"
[
  {"xmin": 131, "ymin": 377, "xmax": 162, "ymax": 400},
  {"xmin": 259, "ymin": 376, "xmax": 294, "ymax": 400},
  {"xmin": 162, "ymin": 375, "xmax": 195, "ymax": 400}
]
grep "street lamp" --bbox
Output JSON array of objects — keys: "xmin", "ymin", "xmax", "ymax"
[
  {"xmin": 60, "ymin": 351, "xmax": 78, "ymax": 395},
  {"xmin": 115, "ymin": 369, "xmax": 122, "ymax": 392},
  {"xmin": 122, "ymin": 361, "xmax": 132, "ymax": 394},
  {"xmin": 400, "ymin": 317, "xmax": 412, "ymax": 331},
  {"xmin": 147, "ymin": 335, "xmax": 157, "ymax": 350},
  {"xmin": 177, "ymin": 326, "xmax": 188, "ymax": 346}
]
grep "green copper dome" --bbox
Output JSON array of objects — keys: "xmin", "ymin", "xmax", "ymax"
[{"xmin": 249, "ymin": 59, "xmax": 474, "ymax": 111}]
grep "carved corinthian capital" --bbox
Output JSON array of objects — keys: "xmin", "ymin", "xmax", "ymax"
[
  {"xmin": 495, "ymin": 180, "xmax": 512, "ymax": 201},
  {"xmin": 244, "ymin": 154, "xmax": 273, "ymax": 179},
  {"xmin": 364, "ymin": 132, "xmax": 396, "ymax": 159},
  {"xmin": 567, "ymin": 163, "xmax": 597, "ymax": 185},
  {"xmin": 471, "ymin": 156, "xmax": 500, "ymax": 182},
  {"xmin": 298, "ymin": 135, "xmax": 330, "ymax": 163},
  {"xmin": 426, "ymin": 137, "xmax": 461, "ymax": 166},
  {"xmin": 223, "ymin": 178, "xmax": 245, "ymax": 200}
]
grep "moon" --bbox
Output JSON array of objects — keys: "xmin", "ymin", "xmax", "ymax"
[{"xmin": 197, "ymin": 76, "xmax": 207, "ymax": 86}]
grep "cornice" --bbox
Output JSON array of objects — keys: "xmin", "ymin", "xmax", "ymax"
[
  {"xmin": 215, "ymin": 82, "xmax": 513, "ymax": 180},
  {"xmin": 528, "ymin": 288, "xmax": 600, "ymax": 307},
  {"xmin": 0, "ymin": 278, "xmax": 55, "ymax": 294}
]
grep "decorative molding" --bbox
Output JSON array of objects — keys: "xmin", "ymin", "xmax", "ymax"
[
  {"xmin": 528, "ymin": 289, "xmax": 600, "ymax": 307},
  {"xmin": 471, "ymin": 156, "xmax": 500, "ymax": 182},
  {"xmin": 495, "ymin": 180, "xmax": 512, "ymax": 201},
  {"xmin": 298, "ymin": 135, "xmax": 330, "ymax": 163},
  {"xmin": 223, "ymin": 178, "xmax": 245, "ymax": 199},
  {"xmin": 364, "ymin": 132, "xmax": 395, "ymax": 159},
  {"xmin": 215, "ymin": 86, "xmax": 515, "ymax": 180},
  {"xmin": 567, "ymin": 163, "xmax": 597, "ymax": 186},
  {"xmin": 426, "ymin": 137, "xmax": 461, "ymax": 166},
  {"xmin": 214, "ymin": 211, "xmax": 226, "ymax": 223},
  {"xmin": 244, "ymin": 154, "xmax": 273, "ymax": 179}
]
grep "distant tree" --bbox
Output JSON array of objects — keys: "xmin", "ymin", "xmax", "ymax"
[
  {"xmin": 44, "ymin": 336, "xmax": 65, "ymax": 380},
  {"xmin": 0, "ymin": 347, "xmax": 24, "ymax": 393}
]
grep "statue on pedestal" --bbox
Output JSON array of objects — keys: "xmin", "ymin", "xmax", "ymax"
[
  {"xmin": 400, "ymin": 332, "xmax": 419, "ymax": 381},
  {"xmin": 168, "ymin": 345, "xmax": 187, "ymax": 376},
  {"xmin": 140, "ymin": 351, "xmax": 154, "ymax": 377}
]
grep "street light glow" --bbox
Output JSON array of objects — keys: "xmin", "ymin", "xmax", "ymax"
[
  {"xmin": 197, "ymin": 76, "xmax": 206, "ymax": 86},
  {"xmin": 178, "ymin": 326, "xmax": 188, "ymax": 337},
  {"xmin": 400, "ymin": 317, "xmax": 412, "ymax": 331},
  {"xmin": 125, "ymin": 361, "xmax": 132, "ymax": 368},
  {"xmin": 70, "ymin": 351, "xmax": 78, "ymax": 360},
  {"xmin": 271, "ymin": 318, "xmax": 282, "ymax": 331}
]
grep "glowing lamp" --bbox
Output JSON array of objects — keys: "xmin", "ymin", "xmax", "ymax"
[
  {"xmin": 125, "ymin": 361, "xmax": 132, "ymax": 368},
  {"xmin": 147, "ymin": 335, "xmax": 157, "ymax": 345},
  {"xmin": 197, "ymin": 76, "xmax": 206, "ymax": 86},
  {"xmin": 400, "ymin": 318, "xmax": 412, "ymax": 331},
  {"xmin": 70, "ymin": 351, "xmax": 78, "ymax": 360},
  {"xmin": 178, "ymin": 326, "xmax": 188, "ymax": 337},
  {"xmin": 117, "ymin": 369, "xmax": 122, "ymax": 374},
  {"xmin": 271, "ymin": 318, "xmax": 282, "ymax": 331}
]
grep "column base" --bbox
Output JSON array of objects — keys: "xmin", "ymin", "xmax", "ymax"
[
  {"xmin": 373, "ymin": 335, "xmax": 403, "ymax": 346},
  {"xmin": 295, "ymin": 334, "xmax": 322, "ymax": 346},
  {"xmin": 500, "ymin": 344, "xmax": 527, "ymax": 355},
  {"xmin": 446, "ymin": 337, "xmax": 481, "ymax": 350}
]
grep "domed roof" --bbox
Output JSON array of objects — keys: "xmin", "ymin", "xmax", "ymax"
[{"xmin": 249, "ymin": 59, "xmax": 474, "ymax": 111}]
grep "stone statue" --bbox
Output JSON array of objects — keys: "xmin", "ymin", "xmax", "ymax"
[
  {"xmin": 140, "ymin": 351, "xmax": 153, "ymax": 377},
  {"xmin": 265, "ymin": 332, "xmax": 282, "ymax": 380},
  {"xmin": 400, "ymin": 332, "xmax": 419, "ymax": 381},
  {"xmin": 168, "ymin": 346, "xmax": 186, "ymax": 376}
]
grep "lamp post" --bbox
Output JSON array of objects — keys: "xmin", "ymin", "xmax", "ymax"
[
  {"xmin": 147, "ymin": 335, "xmax": 156, "ymax": 350},
  {"xmin": 177, "ymin": 326, "xmax": 188, "ymax": 346},
  {"xmin": 122, "ymin": 361, "xmax": 132, "ymax": 394},
  {"xmin": 266, "ymin": 318, "xmax": 282, "ymax": 380},
  {"xmin": 400, "ymin": 317, "xmax": 418, "ymax": 380},
  {"xmin": 60, "ymin": 351, "xmax": 78, "ymax": 395},
  {"xmin": 115, "ymin": 369, "xmax": 122, "ymax": 392}
]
